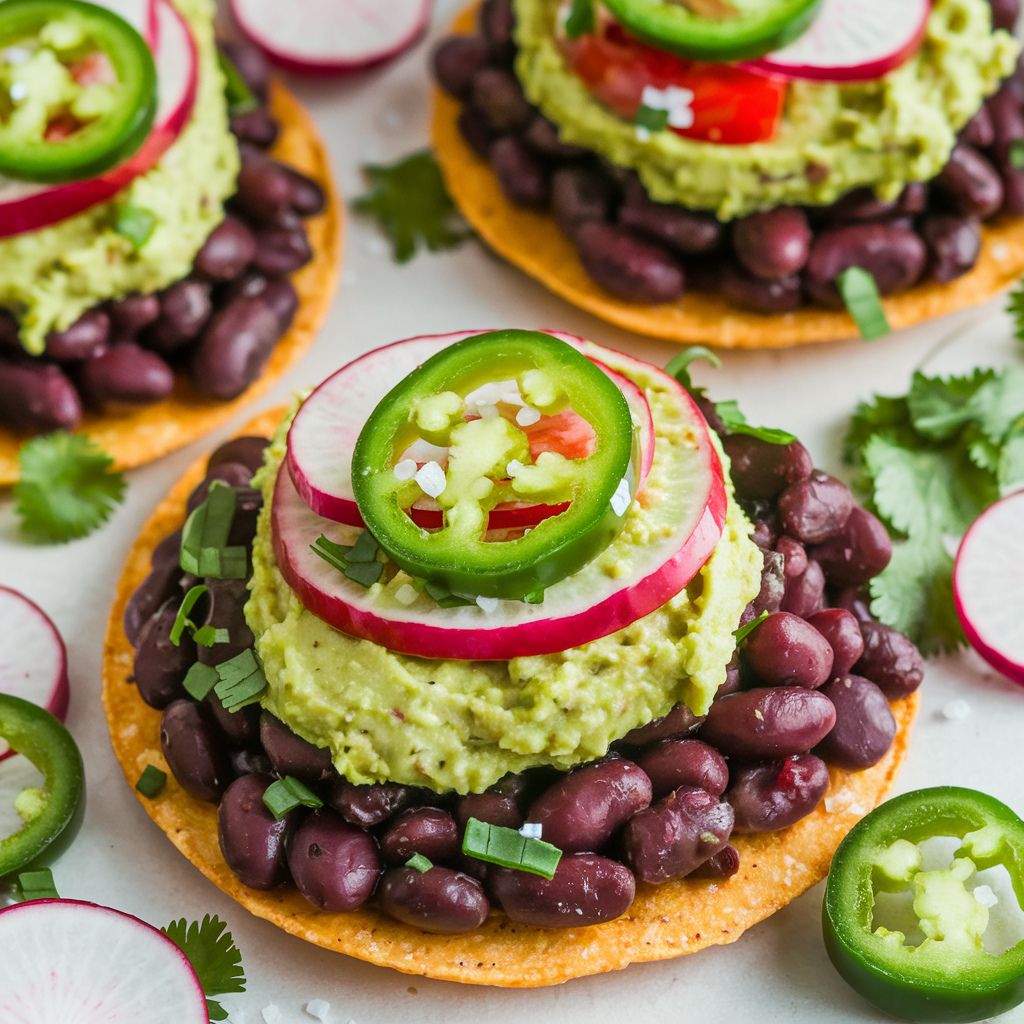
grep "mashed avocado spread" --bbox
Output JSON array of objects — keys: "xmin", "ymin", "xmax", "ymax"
[
  {"xmin": 246, "ymin": 356, "xmax": 762, "ymax": 795},
  {"xmin": 515, "ymin": 0, "xmax": 1019, "ymax": 219},
  {"xmin": 0, "ymin": 0, "xmax": 238, "ymax": 355}
]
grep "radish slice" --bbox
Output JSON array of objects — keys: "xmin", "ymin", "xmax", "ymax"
[
  {"xmin": 0, "ymin": 900, "xmax": 208, "ymax": 1023},
  {"xmin": 93, "ymin": 0, "xmax": 160, "ymax": 45},
  {"xmin": 747, "ymin": 0, "xmax": 929, "ymax": 82},
  {"xmin": 273, "ymin": 342, "xmax": 726, "ymax": 661},
  {"xmin": 0, "ymin": 0, "xmax": 198, "ymax": 240},
  {"xmin": 0, "ymin": 587, "xmax": 70, "ymax": 763},
  {"xmin": 230, "ymin": 0, "xmax": 433, "ymax": 74},
  {"xmin": 954, "ymin": 490, "xmax": 1024, "ymax": 687},
  {"xmin": 286, "ymin": 331, "xmax": 656, "ymax": 531}
]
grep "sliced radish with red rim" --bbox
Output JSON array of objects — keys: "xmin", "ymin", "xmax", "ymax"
[
  {"xmin": 747, "ymin": 0, "xmax": 929, "ymax": 82},
  {"xmin": 954, "ymin": 489, "xmax": 1024, "ymax": 687},
  {"xmin": 286, "ymin": 331, "xmax": 656, "ymax": 532},
  {"xmin": 0, "ymin": 587, "xmax": 69, "ymax": 763},
  {"xmin": 0, "ymin": 900, "xmax": 208, "ymax": 1023},
  {"xmin": 230, "ymin": 0, "xmax": 433, "ymax": 74},
  {"xmin": 273, "ymin": 341, "xmax": 726, "ymax": 661},
  {"xmin": 0, "ymin": 0, "xmax": 197, "ymax": 239},
  {"xmin": 93, "ymin": 0, "xmax": 159, "ymax": 45}
]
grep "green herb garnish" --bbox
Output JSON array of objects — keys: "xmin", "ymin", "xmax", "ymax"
[
  {"xmin": 406, "ymin": 853, "xmax": 433, "ymax": 873},
  {"xmin": 422, "ymin": 580, "xmax": 475, "ymax": 608},
  {"xmin": 170, "ymin": 585, "xmax": 229, "ymax": 648},
  {"xmin": 1010, "ymin": 139, "xmax": 1024, "ymax": 171},
  {"xmin": 162, "ymin": 915, "xmax": 245, "ymax": 1023},
  {"xmin": 836, "ymin": 266, "xmax": 891, "ymax": 341},
  {"xmin": 113, "ymin": 204, "xmax": 157, "ymax": 248},
  {"xmin": 212, "ymin": 650, "xmax": 267, "ymax": 713},
  {"xmin": 135, "ymin": 764, "xmax": 168, "ymax": 798},
  {"xmin": 183, "ymin": 662, "xmax": 219, "ymax": 701},
  {"xmin": 635, "ymin": 103, "xmax": 670, "ymax": 134},
  {"xmin": 217, "ymin": 50, "xmax": 258, "ymax": 116},
  {"xmin": 311, "ymin": 534, "xmax": 384, "ymax": 588},
  {"xmin": 462, "ymin": 817, "xmax": 562, "ymax": 879},
  {"xmin": 353, "ymin": 150, "xmax": 471, "ymax": 264},
  {"xmin": 733, "ymin": 610, "xmax": 769, "ymax": 644},
  {"xmin": 180, "ymin": 482, "xmax": 248, "ymax": 579},
  {"xmin": 16, "ymin": 868, "xmax": 58, "ymax": 901},
  {"xmin": 1009, "ymin": 279, "xmax": 1024, "ymax": 348},
  {"xmin": 262, "ymin": 776, "xmax": 323, "ymax": 820},
  {"xmin": 15, "ymin": 434, "xmax": 126, "ymax": 543},
  {"xmin": 564, "ymin": 0, "xmax": 595, "ymax": 38}
]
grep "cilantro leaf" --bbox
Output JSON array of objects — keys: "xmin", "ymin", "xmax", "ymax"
[
  {"xmin": 353, "ymin": 150, "xmax": 471, "ymax": 264},
  {"xmin": 998, "ymin": 423, "xmax": 1024, "ymax": 495},
  {"xmin": 162, "ymin": 915, "xmax": 245, "ymax": 1023},
  {"xmin": 15, "ymin": 434, "xmax": 126, "ymax": 543},
  {"xmin": 1009, "ymin": 278, "xmax": 1024, "ymax": 346}
]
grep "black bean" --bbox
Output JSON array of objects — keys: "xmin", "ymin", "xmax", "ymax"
[
  {"xmin": 723, "ymin": 436, "xmax": 813, "ymax": 501},
  {"xmin": 691, "ymin": 844, "xmax": 741, "ymax": 879},
  {"xmin": 0, "ymin": 310, "xmax": 19, "ymax": 349},
  {"xmin": 855, "ymin": 621, "xmax": 925, "ymax": 700},
  {"xmin": 456, "ymin": 791, "xmax": 523, "ymax": 830},
  {"xmin": 433, "ymin": 35, "xmax": 492, "ymax": 99},
  {"xmin": 550, "ymin": 166, "xmax": 614, "ymax": 237},
  {"xmin": 133, "ymin": 599, "xmax": 195, "ymax": 709},
  {"xmin": 776, "ymin": 536, "xmax": 808, "ymax": 580},
  {"xmin": 806, "ymin": 609, "xmax": 865, "ymax": 677},
  {"xmin": 522, "ymin": 115, "xmax": 589, "ymax": 159},
  {"xmin": 44, "ymin": 310, "xmax": 110, "ymax": 362},
  {"xmin": 821, "ymin": 184, "xmax": 926, "ymax": 224},
  {"xmin": 259, "ymin": 713, "xmax": 334, "ymax": 781},
  {"xmin": 961, "ymin": 105, "xmax": 995, "ymax": 149},
  {"xmin": 160, "ymin": 699, "xmax": 230, "ymax": 801},
  {"xmin": 727, "ymin": 755, "xmax": 829, "ymax": 833},
  {"xmin": 197, "ymin": 578, "xmax": 253, "ymax": 667},
  {"xmin": 635, "ymin": 739, "xmax": 728, "ymax": 798},
  {"xmin": 778, "ymin": 471, "xmax": 854, "ymax": 544},
  {"xmin": 145, "ymin": 280, "xmax": 213, "ymax": 354},
  {"xmin": 124, "ymin": 562, "xmax": 181, "ymax": 647},
  {"xmin": 207, "ymin": 435, "xmax": 269, "ymax": 476},
  {"xmin": 810, "ymin": 505, "xmax": 893, "ymax": 586},
  {"xmin": 107, "ymin": 293, "xmax": 160, "ymax": 338},
  {"xmin": 195, "ymin": 217, "xmax": 257, "ymax": 281},
  {"xmin": 733, "ymin": 208, "xmax": 811, "ymax": 279},
  {"xmin": 378, "ymin": 865, "xmax": 490, "ymax": 933},
  {"xmin": 380, "ymin": 807, "xmax": 460, "ymax": 864},
  {"xmin": 218, "ymin": 773, "xmax": 294, "ymax": 888},
  {"xmin": 190, "ymin": 296, "xmax": 281, "ymax": 401},
  {"xmin": 744, "ymin": 612, "xmax": 834, "ymax": 689},
  {"xmin": 79, "ymin": 344, "xmax": 174, "ymax": 408},
  {"xmin": 934, "ymin": 145, "xmax": 1005, "ymax": 219},
  {"xmin": 186, "ymin": 462, "xmax": 254, "ymax": 513},
  {"xmin": 230, "ymin": 107, "xmax": 280, "ymax": 148},
  {"xmin": 921, "ymin": 214, "xmax": 982, "ymax": 284},
  {"xmin": 230, "ymin": 748, "xmax": 273, "ymax": 777},
  {"xmin": 283, "ymin": 168, "xmax": 325, "ymax": 217},
  {"xmin": 720, "ymin": 263, "xmax": 803, "ymax": 314},
  {"xmin": 471, "ymin": 67, "xmax": 532, "ymax": 133},
  {"xmin": 991, "ymin": 0, "xmax": 1020, "ymax": 30},
  {"xmin": 831, "ymin": 585, "xmax": 874, "ymax": 624},
  {"xmin": 151, "ymin": 528, "xmax": 183, "ymax": 570},
  {"xmin": 987, "ymin": 88, "xmax": 1024, "ymax": 215},
  {"xmin": 220, "ymin": 40, "xmax": 270, "ymax": 98},
  {"xmin": 478, "ymin": 0, "xmax": 515, "ymax": 62},
  {"xmin": 287, "ymin": 811, "xmax": 381, "ymax": 912},
  {"xmin": 576, "ymin": 222, "xmax": 685, "ymax": 303},
  {"xmin": 780, "ymin": 558, "xmax": 827, "ymax": 619},
  {"xmin": 817, "ymin": 675, "xmax": 896, "ymax": 770},
  {"xmin": 235, "ymin": 152, "xmax": 294, "ymax": 222},
  {"xmin": 326, "ymin": 779, "xmax": 418, "ymax": 828},
  {"xmin": 622, "ymin": 703, "xmax": 704, "ymax": 746},
  {"xmin": 457, "ymin": 105, "xmax": 496, "ymax": 158},
  {"xmin": 207, "ymin": 695, "xmax": 261, "ymax": 748},
  {"xmin": 490, "ymin": 136, "xmax": 548, "ymax": 208},
  {"xmin": 618, "ymin": 177, "xmax": 722, "ymax": 255}
]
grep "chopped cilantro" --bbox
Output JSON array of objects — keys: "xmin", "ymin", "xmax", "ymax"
[
  {"xmin": 1009, "ymin": 278, "xmax": 1024, "ymax": 347},
  {"xmin": 406, "ymin": 853, "xmax": 433, "ymax": 873},
  {"xmin": 15, "ymin": 434, "xmax": 125, "ymax": 543},
  {"xmin": 113, "ymin": 204, "xmax": 157, "ymax": 248},
  {"xmin": 135, "ymin": 764, "xmax": 167, "ymax": 798},
  {"xmin": 311, "ymin": 534, "xmax": 384, "ymax": 588},
  {"xmin": 162, "ymin": 915, "xmax": 245, "ymax": 1023},
  {"xmin": 16, "ymin": 868, "xmax": 58, "ymax": 902},
  {"xmin": 635, "ymin": 103, "xmax": 670, "ymax": 134},
  {"xmin": 217, "ymin": 50, "xmax": 258, "ymax": 116},
  {"xmin": 564, "ymin": 0, "xmax": 594, "ymax": 37},
  {"xmin": 836, "ymin": 266, "xmax": 890, "ymax": 341},
  {"xmin": 262, "ymin": 776, "xmax": 323, "ymax": 820},
  {"xmin": 212, "ymin": 650, "xmax": 268, "ymax": 713},
  {"xmin": 170, "ymin": 585, "xmax": 230, "ymax": 649}
]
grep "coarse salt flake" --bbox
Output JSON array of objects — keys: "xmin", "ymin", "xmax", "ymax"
[
  {"xmin": 519, "ymin": 822, "xmax": 543, "ymax": 839},
  {"xmin": 974, "ymin": 885, "xmax": 998, "ymax": 908},
  {"xmin": 479, "ymin": 403, "xmax": 500, "ymax": 420},
  {"xmin": 415, "ymin": 461, "xmax": 446, "ymax": 499},
  {"xmin": 942, "ymin": 699, "xmax": 971, "ymax": 722},
  {"xmin": 8, "ymin": 81, "xmax": 27, "ymax": 102},
  {"xmin": 610, "ymin": 477, "xmax": 632, "ymax": 517},
  {"xmin": 476, "ymin": 596, "xmax": 499, "ymax": 614},
  {"xmin": 306, "ymin": 999, "xmax": 331, "ymax": 1021},
  {"xmin": 641, "ymin": 84, "xmax": 695, "ymax": 129},
  {"xmin": 262, "ymin": 1007, "xmax": 283, "ymax": 1024},
  {"xmin": 507, "ymin": 459, "xmax": 525, "ymax": 477},
  {"xmin": 516, "ymin": 405, "xmax": 542, "ymax": 427},
  {"xmin": 395, "ymin": 584, "xmax": 418, "ymax": 606},
  {"xmin": 393, "ymin": 458, "xmax": 417, "ymax": 481}
]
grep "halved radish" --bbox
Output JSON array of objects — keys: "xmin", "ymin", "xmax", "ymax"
[
  {"xmin": 0, "ymin": 587, "xmax": 69, "ymax": 763},
  {"xmin": 0, "ymin": 0, "xmax": 197, "ymax": 240},
  {"xmin": 747, "ymin": 0, "xmax": 929, "ymax": 82},
  {"xmin": 954, "ymin": 489, "xmax": 1024, "ymax": 687},
  {"xmin": 0, "ymin": 900, "xmax": 208, "ymax": 1023},
  {"xmin": 286, "ymin": 331, "xmax": 656, "ymax": 531},
  {"xmin": 273, "ymin": 342, "xmax": 726, "ymax": 661},
  {"xmin": 230, "ymin": 0, "xmax": 433, "ymax": 74}
]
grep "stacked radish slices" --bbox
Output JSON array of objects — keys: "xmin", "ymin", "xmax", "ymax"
[{"xmin": 276, "ymin": 331, "xmax": 727, "ymax": 661}]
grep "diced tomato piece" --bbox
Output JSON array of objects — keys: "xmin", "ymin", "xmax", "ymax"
[
  {"xmin": 523, "ymin": 409, "xmax": 597, "ymax": 462},
  {"xmin": 70, "ymin": 51, "xmax": 117, "ymax": 86},
  {"xmin": 43, "ymin": 115, "xmax": 82, "ymax": 141}
]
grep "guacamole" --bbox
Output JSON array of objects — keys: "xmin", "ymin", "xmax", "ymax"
[
  {"xmin": 515, "ymin": 0, "xmax": 1019, "ymax": 220},
  {"xmin": 0, "ymin": 0, "xmax": 239, "ymax": 355},
  {"xmin": 247, "ymin": 359, "xmax": 763, "ymax": 796}
]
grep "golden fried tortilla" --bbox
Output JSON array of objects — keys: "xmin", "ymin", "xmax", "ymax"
[
  {"xmin": 432, "ymin": 4, "xmax": 1024, "ymax": 350},
  {"xmin": 102, "ymin": 409, "xmax": 919, "ymax": 987},
  {"xmin": 0, "ymin": 86, "xmax": 341, "ymax": 486}
]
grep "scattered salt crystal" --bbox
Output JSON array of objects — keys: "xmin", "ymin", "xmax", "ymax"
[
  {"xmin": 478, "ymin": 403, "xmax": 500, "ymax": 420},
  {"xmin": 415, "ymin": 461, "xmax": 446, "ymax": 499},
  {"xmin": 506, "ymin": 459, "xmax": 525, "ymax": 477},
  {"xmin": 825, "ymin": 796, "xmax": 838, "ymax": 813},
  {"xmin": 306, "ymin": 999, "xmax": 331, "ymax": 1021},
  {"xmin": 974, "ymin": 885, "xmax": 998, "ymax": 908},
  {"xmin": 261, "ymin": 1007, "xmax": 283, "ymax": 1024},
  {"xmin": 519, "ymin": 822, "xmax": 543, "ymax": 839},
  {"xmin": 516, "ymin": 406, "xmax": 541, "ymax": 427},
  {"xmin": 8, "ymin": 81, "xmax": 26, "ymax": 102},
  {"xmin": 610, "ymin": 477, "xmax": 632, "ymax": 516},
  {"xmin": 395, "ymin": 584, "xmax": 418, "ymax": 607},
  {"xmin": 476, "ymin": 596, "xmax": 499, "ymax": 614},
  {"xmin": 393, "ymin": 459, "xmax": 417, "ymax": 482},
  {"xmin": 942, "ymin": 699, "xmax": 971, "ymax": 722},
  {"xmin": 634, "ymin": 126, "xmax": 652, "ymax": 142}
]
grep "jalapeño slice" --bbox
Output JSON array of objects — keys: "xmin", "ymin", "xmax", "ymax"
[
  {"xmin": 0, "ymin": 0, "xmax": 157, "ymax": 184},
  {"xmin": 351, "ymin": 330, "xmax": 636, "ymax": 601}
]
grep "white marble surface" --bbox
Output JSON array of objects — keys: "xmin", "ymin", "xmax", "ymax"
[{"xmin": 2, "ymin": 3, "xmax": 1024, "ymax": 1019}]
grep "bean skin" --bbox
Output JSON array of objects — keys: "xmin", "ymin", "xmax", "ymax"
[
  {"xmin": 456, "ymin": 791, "xmax": 523, "ymax": 830},
  {"xmin": 194, "ymin": 216, "xmax": 257, "ymax": 281},
  {"xmin": 287, "ymin": 812, "xmax": 382, "ymax": 912},
  {"xmin": 962, "ymin": 105, "xmax": 995, "ymax": 149},
  {"xmin": 134, "ymin": 598, "xmax": 195, "ymax": 709},
  {"xmin": 635, "ymin": 739, "xmax": 728, "ymax": 798},
  {"xmin": 433, "ymin": 35, "xmax": 491, "ymax": 99},
  {"xmin": 745, "ymin": 549, "xmax": 786, "ymax": 622},
  {"xmin": 197, "ymin": 579, "xmax": 254, "ymax": 667},
  {"xmin": 817, "ymin": 675, "xmax": 896, "ymax": 770},
  {"xmin": 235, "ymin": 153, "xmax": 294, "ymax": 222},
  {"xmin": 284, "ymin": 168, "xmax": 325, "ymax": 217},
  {"xmin": 809, "ymin": 506, "xmax": 892, "ymax": 587},
  {"xmin": 326, "ymin": 779, "xmax": 418, "ymax": 828},
  {"xmin": 691, "ymin": 844, "xmax": 741, "ymax": 879},
  {"xmin": 259, "ymin": 713, "xmax": 334, "ymax": 781},
  {"xmin": 618, "ymin": 177, "xmax": 722, "ymax": 256},
  {"xmin": 727, "ymin": 755, "xmax": 829, "ymax": 833},
  {"xmin": 379, "ymin": 807, "xmax": 460, "ymax": 865},
  {"xmin": 622, "ymin": 703, "xmax": 703, "ymax": 746},
  {"xmin": 186, "ymin": 462, "xmax": 253, "ymax": 513},
  {"xmin": 230, "ymin": 107, "xmax": 279, "ymax": 149},
  {"xmin": 160, "ymin": 699, "xmax": 230, "ymax": 802},
  {"xmin": 378, "ymin": 866, "xmax": 490, "ymax": 933},
  {"xmin": 921, "ymin": 214, "xmax": 982, "ymax": 284},
  {"xmin": 732, "ymin": 208, "xmax": 811, "ymax": 279},
  {"xmin": 700, "ymin": 687, "xmax": 837, "ymax": 759},
  {"xmin": 550, "ymin": 166, "xmax": 614, "ymax": 237},
  {"xmin": 575, "ymin": 222, "xmax": 685, "ymax": 303},
  {"xmin": 0, "ymin": 360, "xmax": 82, "ymax": 432},
  {"xmin": 744, "ymin": 612, "xmax": 834, "ymax": 689},
  {"xmin": 527, "ymin": 759, "xmax": 652, "ymax": 853},
  {"xmin": 145, "ymin": 280, "xmax": 212, "ymax": 354},
  {"xmin": 832, "ymin": 585, "xmax": 874, "ymax": 624},
  {"xmin": 720, "ymin": 264, "xmax": 803, "ymax": 314},
  {"xmin": 806, "ymin": 609, "xmax": 865, "ymax": 677},
  {"xmin": 491, "ymin": 853, "xmax": 636, "ymax": 927},
  {"xmin": 79, "ymin": 344, "xmax": 174, "ymax": 408},
  {"xmin": 44, "ymin": 309, "xmax": 110, "ymax": 362},
  {"xmin": 472, "ymin": 67, "xmax": 532, "ymax": 133},
  {"xmin": 479, "ymin": 0, "xmax": 516, "ymax": 62},
  {"xmin": 220, "ymin": 40, "xmax": 269, "ymax": 98},
  {"xmin": 490, "ymin": 136, "xmax": 548, "ymax": 208},
  {"xmin": 855, "ymin": 621, "xmax": 925, "ymax": 700},
  {"xmin": 522, "ymin": 115, "xmax": 589, "ymax": 160},
  {"xmin": 934, "ymin": 145, "xmax": 1004, "ymax": 220},
  {"xmin": 457, "ymin": 104, "xmax": 495, "ymax": 158},
  {"xmin": 218, "ymin": 774, "xmax": 294, "ymax": 889},
  {"xmin": 108, "ymin": 293, "xmax": 160, "ymax": 337},
  {"xmin": 207, "ymin": 695, "xmax": 260, "ymax": 749},
  {"xmin": 778, "ymin": 471, "xmax": 854, "ymax": 544},
  {"xmin": 124, "ymin": 562, "xmax": 181, "ymax": 647},
  {"xmin": 991, "ymin": 0, "xmax": 1021, "ymax": 31},
  {"xmin": 780, "ymin": 558, "xmax": 826, "ymax": 618},
  {"xmin": 151, "ymin": 528, "xmax": 183, "ymax": 570},
  {"xmin": 776, "ymin": 536, "xmax": 808, "ymax": 580},
  {"xmin": 722, "ymin": 436, "xmax": 812, "ymax": 502},
  {"xmin": 207, "ymin": 435, "xmax": 269, "ymax": 476},
  {"xmin": 622, "ymin": 787, "xmax": 734, "ymax": 884},
  {"xmin": 190, "ymin": 296, "xmax": 281, "ymax": 400},
  {"xmin": 250, "ymin": 223, "xmax": 313, "ymax": 277}
]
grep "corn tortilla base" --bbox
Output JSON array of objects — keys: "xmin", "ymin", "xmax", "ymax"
[
  {"xmin": 103, "ymin": 409, "xmax": 919, "ymax": 987},
  {"xmin": 433, "ymin": 4, "xmax": 1024, "ymax": 350},
  {"xmin": 0, "ymin": 84, "xmax": 342, "ymax": 485}
]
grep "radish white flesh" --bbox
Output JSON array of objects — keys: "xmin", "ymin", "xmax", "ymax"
[
  {"xmin": 92, "ymin": 0, "xmax": 159, "ymax": 45},
  {"xmin": 273, "ymin": 339, "xmax": 726, "ymax": 661},
  {"xmin": 286, "ymin": 331, "xmax": 656, "ymax": 530},
  {"xmin": 0, "ymin": 587, "xmax": 69, "ymax": 763},
  {"xmin": 0, "ymin": 0, "xmax": 197, "ymax": 239},
  {"xmin": 0, "ymin": 900, "xmax": 208, "ymax": 1023},
  {"xmin": 747, "ymin": 0, "xmax": 929, "ymax": 82},
  {"xmin": 230, "ymin": 0, "xmax": 433, "ymax": 74},
  {"xmin": 954, "ymin": 490, "xmax": 1024, "ymax": 687}
]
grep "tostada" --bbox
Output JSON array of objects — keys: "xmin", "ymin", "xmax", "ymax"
[
  {"xmin": 0, "ymin": 0, "xmax": 340, "ymax": 483},
  {"xmin": 104, "ymin": 329, "xmax": 922, "ymax": 985}
]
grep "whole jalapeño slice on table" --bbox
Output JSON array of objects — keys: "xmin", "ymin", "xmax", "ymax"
[
  {"xmin": 0, "ymin": 0, "xmax": 157, "ymax": 184},
  {"xmin": 351, "ymin": 330, "xmax": 637, "ymax": 601}
]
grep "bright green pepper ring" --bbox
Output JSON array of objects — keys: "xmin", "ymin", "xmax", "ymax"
[
  {"xmin": 823, "ymin": 787, "xmax": 1024, "ymax": 1024},
  {"xmin": 0, "ymin": 694, "xmax": 85, "ymax": 883}
]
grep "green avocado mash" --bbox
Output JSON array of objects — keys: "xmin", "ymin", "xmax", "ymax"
[
  {"xmin": 0, "ymin": 0, "xmax": 238, "ymax": 355},
  {"xmin": 515, "ymin": 0, "xmax": 1019, "ymax": 219},
  {"xmin": 246, "ymin": 356, "xmax": 762, "ymax": 795}
]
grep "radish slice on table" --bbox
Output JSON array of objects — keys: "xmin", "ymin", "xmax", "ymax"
[
  {"xmin": 274, "ymin": 344, "xmax": 726, "ymax": 661},
  {"xmin": 954, "ymin": 490, "xmax": 1024, "ymax": 687},
  {"xmin": 0, "ymin": 587, "xmax": 69, "ymax": 763},
  {"xmin": 0, "ymin": 900, "xmax": 208, "ymax": 1023},
  {"xmin": 230, "ymin": 0, "xmax": 433, "ymax": 74},
  {"xmin": 0, "ymin": 0, "xmax": 198, "ymax": 240},
  {"xmin": 286, "ymin": 331, "xmax": 656, "ymax": 531},
  {"xmin": 747, "ymin": 0, "xmax": 929, "ymax": 82}
]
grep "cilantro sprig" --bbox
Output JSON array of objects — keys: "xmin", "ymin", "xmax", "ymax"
[
  {"xmin": 15, "ymin": 434, "xmax": 126, "ymax": 543},
  {"xmin": 162, "ymin": 915, "xmax": 245, "ymax": 1023},
  {"xmin": 353, "ymin": 150, "xmax": 472, "ymax": 264}
]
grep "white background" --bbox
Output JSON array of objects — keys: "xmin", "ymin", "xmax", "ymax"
[{"xmin": 2, "ymin": 2, "xmax": 1024, "ymax": 1020}]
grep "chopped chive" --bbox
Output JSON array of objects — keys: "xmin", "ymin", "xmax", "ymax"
[
  {"xmin": 347, "ymin": 531, "xmax": 380, "ymax": 563},
  {"xmin": 170, "ymin": 585, "xmax": 209, "ymax": 647},
  {"xmin": 180, "ymin": 483, "xmax": 248, "ymax": 580},
  {"xmin": 183, "ymin": 661, "xmax": 219, "ymax": 701},
  {"xmin": 405, "ymin": 853, "xmax": 433, "ymax": 873},
  {"xmin": 1011, "ymin": 139, "xmax": 1024, "ymax": 170},
  {"xmin": 262, "ymin": 776, "xmax": 323, "ymax": 820},
  {"xmin": 114, "ymin": 204, "xmax": 157, "ymax": 248},
  {"xmin": 423, "ymin": 581, "xmax": 474, "ymax": 608},
  {"xmin": 836, "ymin": 266, "xmax": 890, "ymax": 342},
  {"xmin": 635, "ymin": 104, "xmax": 669, "ymax": 134},
  {"xmin": 136, "ymin": 764, "xmax": 168, "ymax": 798},
  {"xmin": 310, "ymin": 535, "xmax": 353, "ymax": 573},
  {"xmin": 217, "ymin": 49, "xmax": 258, "ymax": 115},
  {"xmin": 564, "ymin": 0, "xmax": 594, "ymax": 38},
  {"xmin": 733, "ymin": 610, "xmax": 769, "ymax": 645},
  {"xmin": 343, "ymin": 560, "xmax": 384, "ymax": 588},
  {"xmin": 311, "ymin": 535, "xmax": 383, "ymax": 588},
  {"xmin": 213, "ymin": 649, "xmax": 268, "ymax": 713},
  {"xmin": 462, "ymin": 817, "xmax": 562, "ymax": 879},
  {"xmin": 17, "ymin": 868, "xmax": 58, "ymax": 902},
  {"xmin": 193, "ymin": 625, "xmax": 231, "ymax": 648}
]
